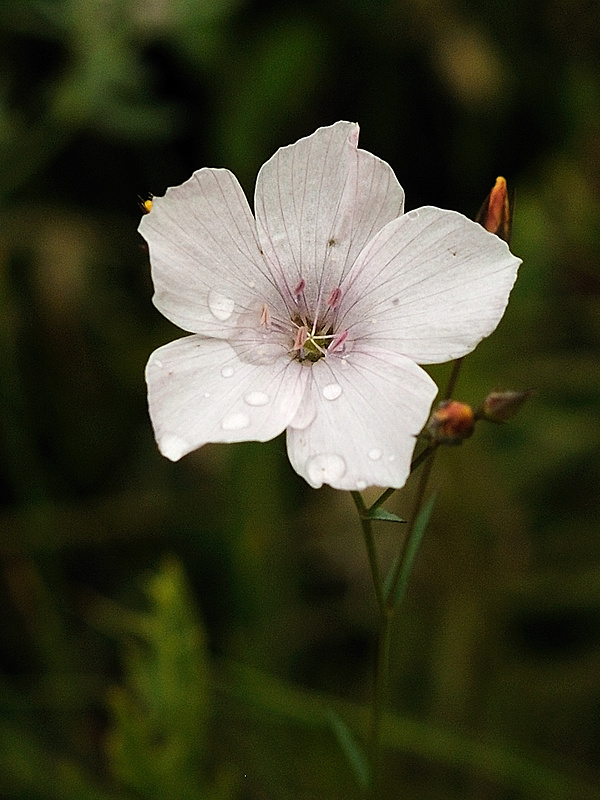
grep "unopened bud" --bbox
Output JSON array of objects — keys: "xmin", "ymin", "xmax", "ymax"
[
  {"xmin": 475, "ymin": 176, "xmax": 513, "ymax": 243},
  {"xmin": 477, "ymin": 389, "xmax": 534, "ymax": 423},
  {"xmin": 426, "ymin": 400, "xmax": 475, "ymax": 445}
]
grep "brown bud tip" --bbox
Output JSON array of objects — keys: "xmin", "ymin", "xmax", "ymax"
[
  {"xmin": 477, "ymin": 388, "xmax": 535, "ymax": 423},
  {"xmin": 426, "ymin": 400, "xmax": 475, "ymax": 445},
  {"xmin": 475, "ymin": 176, "xmax": 513, "ymax": 243}
]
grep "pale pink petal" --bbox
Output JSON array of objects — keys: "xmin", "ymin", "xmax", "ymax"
[
  {"xmin": 254, "ymin": 121, "xmax": 404, "ymax": 310},
  {"xmin": 286, "ymin": 348, "xmax": 438, "ymax": 490},
  {"xmin": 139, "ymin": 169, "xmax": 282, "ymax": 336},
  {"xmin": 146, "ymin": 337, "xmax": 306, "ymax": 460},
  {"xmin": 340, "ymin": 206, "xmax": 520, "ymax": 364}
]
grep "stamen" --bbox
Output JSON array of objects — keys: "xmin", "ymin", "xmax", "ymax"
[
  {"xmin": 260, "ymin": 303, "xmax": 271, "ymax": 328},
  {"xmin": 327, "ymin": 287, "xmax": 342, "ymax": 309},
  {"xmin": 329, "ymin": 329, "xmax": 348, "ymax": 353},
  {"xmin": 293, "ymin": 279, "xmax": 306, "ymax": 301},
  {"xmin": 292, "ymin": 325, "xmax": 308, "ymax": 351}
]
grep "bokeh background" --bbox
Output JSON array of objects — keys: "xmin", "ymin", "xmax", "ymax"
[{"xmin": 1, "ymin": 0, "xmax": 600, "ymax": 798}]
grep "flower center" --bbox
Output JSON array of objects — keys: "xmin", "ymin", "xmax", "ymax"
[
  {"xmin": 291, "ymin": 317, "xmax": 333, "ymax": 363},
  {"xmin": 256, "ymin": 281, "xmax": 349, "ymax": 365}
]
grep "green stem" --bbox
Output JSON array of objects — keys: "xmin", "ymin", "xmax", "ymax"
[
  {"xmin": 384, "ymin": 448, "xmax": 437, "ymax": 606},
  {"xmin": 352, "ymin": 356, "xmax": 464, "ymax": 795},
  {"xmin": 350, "ymin": 489, "xmax": 389, "ymax": 797},
  {"xmin": 350, "ymin": 492, "xmax": 385, "ymax": 617},
  {"xmin": 368, "ymin": 607, "xmax": 392, "ymax": 798},
  {"xmin": 444, "ymin": 356, "xmax": 464, "ymax": 400}
]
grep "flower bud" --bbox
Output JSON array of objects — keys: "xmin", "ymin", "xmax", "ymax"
[
  {"xmin": 475, "ymin": 176, "xmax": 513, "ymax": 243},
  {"xmin": 426, "ymin": 400, "xmax": 475, "ymax": 445},
  {"xmin": 477, "ymin": 388, "xmax": 534, "ymax": 423}
]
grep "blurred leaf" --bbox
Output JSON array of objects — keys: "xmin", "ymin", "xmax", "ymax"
[
  {"xmin": 215, "ymin": 15, "xmax": 328, "ymax": 183},
  {"xmin": 105, "ymin": 558, "xmax": 210, "ymax": 800},
  {"xmin": 0, "ymin": 718, "xmax": 125, "ymax": 800},
  {"xmin": 325, "ymin": 709, "xmax": 370, "ymax": 792},
  {"xmin": 217, "ymin": 661, "xmax": 600, "ymax": 800}
]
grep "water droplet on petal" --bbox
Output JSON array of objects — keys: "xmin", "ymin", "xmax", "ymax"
[
  {"xmin": 154, "ymin": 359, "xmax": 163, "ymax": 368},
  {"xmin": 388, "ymin": 454, "xmax": 395, "ymax": 462},
  {"xmin": 248, "ymin": 280, "xmax": 256, "ymax": 289},
  {"xmin": 306, "ymin": 454, "xmax": 346, "ymax": 487},
  {"xmin": 203, "ymin": 392, "xmax": 211, "ymax": 398},
  {"xmin": 208, "ymin": 290, "xmax": 235, "ymax": 321},
  {"xmin": 322, "ymin": 382, "xmax": 343, "ymax": 401},
  {"xmin": 244, "ymin": 391, "xmax": 270, "ymax": 407},
  {"xmin": 221, "ymin": 366, "xmax": 234, "ymax": 378},
  {"xmin": 368, "ymin": 448, "xmax": 382, "ymax": 461},
  {"xmin": 221, "ymin": 412, "xmax": 250, "ymax": 431},
  {"xmin": 356, "ymin": 479, "xmax": 367, "ymax": 490}
]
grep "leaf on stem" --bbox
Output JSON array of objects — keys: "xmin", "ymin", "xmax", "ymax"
[{"xmin": 366, "ymin": 506, "xmax": 406, "ymax": 524}]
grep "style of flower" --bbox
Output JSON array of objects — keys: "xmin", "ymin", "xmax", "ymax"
[{"xmin": 141, "ymin": 121, "xmax": 520, "ymax": 491}]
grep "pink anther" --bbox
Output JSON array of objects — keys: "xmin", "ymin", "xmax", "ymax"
[
  {"xmin": 293, "ymin": 279, "xmax": 306, "ymax": 300},
  {"xmin": 327, "ymin": 287, "xmax": 342, "ymax": 309},
  {"xmin": 292, "ymin": 325, "xmax": 308, "ymax": 351},
  {"xmin": 260, "ymin": 303, "xmax": 271, "ymax": 328},
  {"xmin": 329, "ymin": 329, "xmax": 348, "ymax": 353}
]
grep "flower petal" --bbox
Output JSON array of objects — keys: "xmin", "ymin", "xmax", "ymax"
[
  {"xmin": 341, "ymin": 206, "xmax": 521, "ymax": 364},
  {"xmin": 254, "ymin": 121, "xmax": 404, "ymax": 310},
  {"xmin": 146, "ymin": 337, "xmax": 306, "ymax": 460},
  {"xmin": 286, "ymin": 348, "xmax": 438, "ymax": 490},
  {"xmin": 140, "ymin": 169, "xmax": 281, "ymax": 336}
]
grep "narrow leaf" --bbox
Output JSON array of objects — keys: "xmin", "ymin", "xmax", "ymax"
[
  {"xmin": 367, "ymin": 507, "xmax": 406, "ymax": 524},
  {"xmin": 384, "ymin": 493, "xmax": 437, "ymax": 607},
  {"xmin": 325, "ymin": 709, "xmax": 370, "ymax": 792}
]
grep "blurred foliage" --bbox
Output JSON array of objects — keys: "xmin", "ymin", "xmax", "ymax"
[{"xmin": 1, "ymin": 0, "xmax": 600, "ymax": 798}]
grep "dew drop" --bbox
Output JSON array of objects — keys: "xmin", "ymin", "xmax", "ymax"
[
  {"xmin": 248, "ymin": 280, "xmax": 256, "ymax": 289},
  {"xmin": 221, "ymin": 366, "xmax": 234, "ymax": 378},
  {"xmin": 221, "ymin": 412, "xmax": 250, "ymax": 431},
  {"xmin": 203, "ymin": 392, "xmax": 211, "ymax": 398},
  {"xmin": 208, "ymin": 290, "xmax": 235, "ymax": 321},
  {"xmin": 356, "ymin": 479, "xmax": 367, "ymax": 490},
  {"xmin": 322, "ymin": 382, "xmax": 343, "ymax": 401},
  {"xmin": 244, "ymin": 391, "xmax": 270, "ymax": 407},
  {"xmin": 368, "ymin": 448, "xmax": 382, "ymax": 461},
  {"xmin": 306, "ymin": 454, "xmax": 346, "ymax": 487},
  {"xmin": 388, "ymin": 454, "xmax": 396, "ymax": 462},
  {"xmin": 154, "ymin": 359, "xmax": 163, "ymax": 368}
]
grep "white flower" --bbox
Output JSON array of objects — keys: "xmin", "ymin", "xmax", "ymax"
[{"xmin": 141, "ymin": 121, "xmax": 520, "ymax": 491}]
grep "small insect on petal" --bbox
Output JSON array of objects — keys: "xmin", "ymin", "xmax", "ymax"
[{"xmin": 139, "ymin": 195, "xmax": 154, "ymax": 214}]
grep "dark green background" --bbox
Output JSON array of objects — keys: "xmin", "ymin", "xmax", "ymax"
[{"xmin": 1, "ymin": 1, "xmax": 600, "ymax": 798}]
